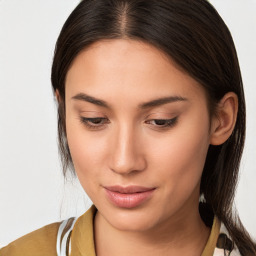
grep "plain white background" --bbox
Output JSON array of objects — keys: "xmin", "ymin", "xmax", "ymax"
[{"xmin": 0, "ymin": 0, "xmax": 255, "ymax": 246}]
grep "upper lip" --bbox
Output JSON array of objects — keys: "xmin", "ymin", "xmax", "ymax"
[{"xmin": 104, "ymin": 185, "xmax": 155, "ymax": 194}]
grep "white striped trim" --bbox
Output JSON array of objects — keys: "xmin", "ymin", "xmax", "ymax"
[{"xmin": 56, "ymin": 217, "xmax": 77, "ymax": 256}]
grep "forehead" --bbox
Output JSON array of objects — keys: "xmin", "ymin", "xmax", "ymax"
[{"xmin": 65, "ymin": 39, "xmax": 207, "ymax": 106}]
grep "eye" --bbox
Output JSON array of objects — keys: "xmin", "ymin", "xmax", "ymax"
[
  {"xmin": 145, "ymin": 117, "xmax": 178, "ymax": 129},
  {"xmin": 79, "ymin": 117, "xmax": 109, "ymax": 130}
]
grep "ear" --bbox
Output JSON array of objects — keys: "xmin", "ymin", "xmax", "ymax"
[
  {"xmin": 210, "ymin": 92, "xmax": 238, "ymax": 145},
  {"xmin": 55, "ymin": 89, "xmax": 61, "ymax": 103}
]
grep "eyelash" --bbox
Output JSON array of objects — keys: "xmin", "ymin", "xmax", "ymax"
[
  {"xmin": 79, "ymin": 117, "xmax": 178, "ymax": 130},
  {"xmin": 79, "ymin": 117, "xmax": 110, "ymax": 130},
  {"xmin": 145, "ymin": 117, "xmax": 178, "ymax": 128}
]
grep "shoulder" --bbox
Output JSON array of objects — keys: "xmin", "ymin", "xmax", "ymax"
[{"xmin": 0, "ymin": 222, "xmax": 61, "ymax": 256}]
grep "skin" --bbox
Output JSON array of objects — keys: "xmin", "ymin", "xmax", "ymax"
[{"xmin": 63, "ymin": 39, "xmax": 238, "ymax": 256}]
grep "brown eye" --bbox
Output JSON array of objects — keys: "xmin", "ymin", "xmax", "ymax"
[
  {"xmin": 146, "ymin": 117, "xmax": 178, "ymax": 128},
  {"xmin": 88, "ymin": 118, "xmax": 105, "ymax": 124},
  {"xmin": 154, "ymin": 119, "xmax": 168, "ymax": 126},
  {"xmin": 80, "ymin": 117, "xmax": 110, "ymax": 130}
]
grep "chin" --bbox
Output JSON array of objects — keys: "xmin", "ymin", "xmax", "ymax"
[
  {"xmin": 101, "ymin": 204, "xmax": 162, "ymax": 232},
  {"xmin": 110, "ymin": 216, "xmax": 156, "ymax": 232}
]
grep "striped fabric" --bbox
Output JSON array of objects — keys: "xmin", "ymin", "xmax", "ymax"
[
  {"xmin": 213, "ymin": 223, "xmax": 241, "ymax": 256},
  {"xmin": 56, "ymin": 217, "xmax": 77, "ymax": 256}
]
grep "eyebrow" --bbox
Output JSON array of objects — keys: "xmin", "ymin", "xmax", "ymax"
[
  {"xmin": 71, "ymin": 93, "xmax": 187, "ymax": 109},
  {"xmin": 72, "ymin": 93, "xmax": 110, "ymax": 108},
  {"xmin": 139, "ymin": 96, "xmax": 187, "ymax": 109}
]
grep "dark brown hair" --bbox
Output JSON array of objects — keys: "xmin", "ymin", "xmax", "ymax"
[{"xmin": 51, "ymin": 0, "xmax": 256, "ymax": 254}]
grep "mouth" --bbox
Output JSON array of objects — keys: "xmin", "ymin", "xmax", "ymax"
[{"xmin": 104, "ymin": 185, "xmax": 156, "ymax": 209}]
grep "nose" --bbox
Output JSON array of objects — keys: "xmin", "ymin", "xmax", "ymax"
[{"xmin": 108, "ymin": 124, "xmax": 146, "ymax": 175}]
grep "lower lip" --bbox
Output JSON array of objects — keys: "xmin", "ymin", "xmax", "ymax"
[{"xmin": 105, "ymin": 188, "xmax": 155, "ymax": 209}]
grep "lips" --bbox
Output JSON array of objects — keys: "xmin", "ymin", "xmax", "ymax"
[{"xmin": 104, "ymin": 185, "xmax": 156, "ymax": 208}]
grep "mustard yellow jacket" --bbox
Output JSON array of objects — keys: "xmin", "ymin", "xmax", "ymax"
[{"xmin": 0, "ymin": 205, "xmax": 241, "ymax": 256}]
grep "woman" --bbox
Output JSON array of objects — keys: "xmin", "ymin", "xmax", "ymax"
[{"xmin": 1, "ymin": 0, "xmax": 255, "ymax": 255}]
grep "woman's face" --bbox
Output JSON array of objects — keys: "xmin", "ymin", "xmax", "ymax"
[{"xmin": 65, "ymin": 39, "xmax": 213, "ymax": 232}]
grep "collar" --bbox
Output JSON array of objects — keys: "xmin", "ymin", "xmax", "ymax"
[
  {"xmin": 69, "ymin": 205, "xmax": 240, "ymax": 256},
  {"xmin": 70, "ymin": 205, "xmax": 97, "ymax": 256}
]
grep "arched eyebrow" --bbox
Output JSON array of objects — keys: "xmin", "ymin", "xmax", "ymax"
[
  {"xmin": 71, "ymin": 93, "xmax": 187, "ymax": 109},
  {"xmin": 72, "ymin": 93, "xmax": 109, "ymax": 108},
  {"xmin": 139, "ymin": 96, "xmax": 187, "ymax": 109}
]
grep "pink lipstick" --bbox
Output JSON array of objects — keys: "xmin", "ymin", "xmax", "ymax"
[{"xmin": 104, "ymin": 185, "xmax": 155, "ymax": 208}]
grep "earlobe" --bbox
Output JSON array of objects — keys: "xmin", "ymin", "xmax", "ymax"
[{"xmin": 210, "ymin": 92, "xmax": 238, "ymax": 145}]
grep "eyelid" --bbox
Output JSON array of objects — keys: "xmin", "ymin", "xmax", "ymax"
[
  {"xmin": 79, "ymin": 116, "xmax": 110, "ymax": 130},
  {"xmin": 79, "ymin": 110, "xmax": 107, "ymax": 117},
  {"xmin": 145, "ymin": 111, "xmax": 177, "ymax": 119},
  {"xmin": 145, "ymin": 116, "xmax": 178, "ymax": 129}
]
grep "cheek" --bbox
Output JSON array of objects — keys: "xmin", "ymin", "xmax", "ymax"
[
  {"xmin": 65, "ymin": 116, "xmax": 108, "ymax": 182},
  {"xmin": 147, "ymin": 114, "xmax": 210, "ymax": 197},
  {"xmin": 66, "ymin": 126, "xmax": 109, "ymax": 201}
]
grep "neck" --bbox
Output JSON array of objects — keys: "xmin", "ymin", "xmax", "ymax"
[{"xmin": 94, "ymin": 200, "xmax": 211, "ymax": 256}]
